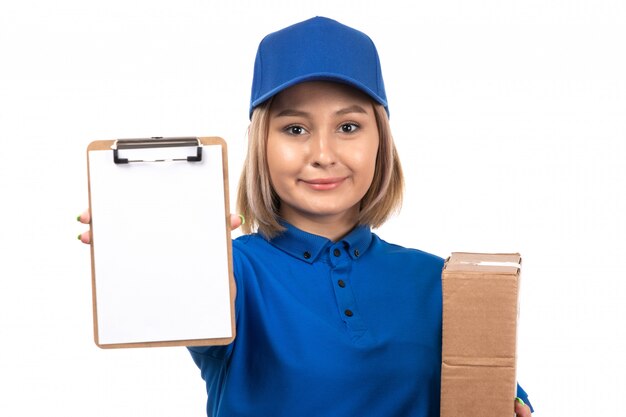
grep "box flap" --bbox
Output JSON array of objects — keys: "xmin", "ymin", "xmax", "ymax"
[{"xmin": 444, "ymin": 252, "xmax": 521, "ymax": 274}]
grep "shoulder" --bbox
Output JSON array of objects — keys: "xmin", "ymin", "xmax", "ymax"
[
  {"xmin": 230, "ymin": 232, "xmax": 284, "ymax": 281},
  {"xmin": 230, "ymin": 233, "xmax": 260, "ymax": 273},
  {"xmin": 370, "ymin": 233, "xmax": 445, "ymax": 271},
  {"xmin": 231, "ymin": 232, "xmax": 273, "ymax": 262}
]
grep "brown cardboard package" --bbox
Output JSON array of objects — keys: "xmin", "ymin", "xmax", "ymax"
[{"xmin": 440, "ymin": 252, "xmax": 521, "ymax": 417}]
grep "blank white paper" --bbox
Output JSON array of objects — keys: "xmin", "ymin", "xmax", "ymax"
[{"xmin": 88, "ymin": 144, "xmax": 232, "ymax": 345}]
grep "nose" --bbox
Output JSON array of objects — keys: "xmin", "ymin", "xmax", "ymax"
[{"xmin": 309, "ymin": 131, "xmax": 337, "ymax": 168}]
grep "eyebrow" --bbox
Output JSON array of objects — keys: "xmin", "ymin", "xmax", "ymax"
[
  {"xmin": 273, "ymin": 104, "xmax": 369, "ymax": 118},
  {"xmin": 274, "ymin": 109, "xmax": 310, "ymax": 118},
  {"xmin": 335, "ymin": 105, "xmax": 368, "ymax": 116}
]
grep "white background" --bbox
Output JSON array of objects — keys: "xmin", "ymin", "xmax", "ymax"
[{"xmin": 1, "ymin": 1, "xmax": 624, "ymax": 416}]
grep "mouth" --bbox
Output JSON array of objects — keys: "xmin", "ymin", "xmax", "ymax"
[{"xmin": 301, "ymin": 177, "xmax": 347, "ymax": 191}]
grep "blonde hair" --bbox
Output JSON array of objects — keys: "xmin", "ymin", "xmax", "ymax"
[{"xmin": 237, "ymin": 99, "xmax": 404, "ymax": 239}]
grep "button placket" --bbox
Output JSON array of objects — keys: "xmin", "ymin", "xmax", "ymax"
[{"xmin": 329, "ymin": 253, "xmax": 366, "ymax": 337}]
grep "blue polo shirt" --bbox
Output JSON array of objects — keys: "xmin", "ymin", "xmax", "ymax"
[{"xmin": 188, "ymin": 223, "xmax": 532, "ymax": 416}]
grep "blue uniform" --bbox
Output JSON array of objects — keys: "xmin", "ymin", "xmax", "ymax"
[{"xmin": 189, "ymin": 222, "xmax": 532, "ymax": 416}]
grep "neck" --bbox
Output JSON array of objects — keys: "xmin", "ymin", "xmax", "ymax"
[{"xmin": 279, "ymin": 207, "xmax": 359, "ymax": 242}]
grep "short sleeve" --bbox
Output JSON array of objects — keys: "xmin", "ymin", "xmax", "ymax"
[{"xmin": 516, "ymin": 383, "xmax": 534, "ymax": 413}]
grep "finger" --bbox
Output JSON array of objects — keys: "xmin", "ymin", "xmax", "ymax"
[
  {"xmin": 230, "ymin": 213, "xmax": 243, "ymax": 230},
  {"xmin": 77, "ymin": 230, "xmax": 91, "ymax": 244},
  {"xmin": 77, "ymin": 210, "xmax": 91, "ymax": 224},
  {"xmin": 514, "ymin": 398, "xmax": 532, "ymax": 417}
]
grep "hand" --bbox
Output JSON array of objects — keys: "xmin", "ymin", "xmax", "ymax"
[
  {"xmin": 515, "ymin": 398, "xmax": 532, "ymax": 417},
  {"xmin": 77, "ymin": 210, "xmax": 244, "ymax": 244}
]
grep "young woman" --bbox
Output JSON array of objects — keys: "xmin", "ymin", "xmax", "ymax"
[{"xmin": 79, "ymin": 16, "xmax": 533, "ymax": 417}]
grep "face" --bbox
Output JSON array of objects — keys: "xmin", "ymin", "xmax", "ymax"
[{"xmin": 266, "ymin": 81, "xmax": 379, "ymax": 232}]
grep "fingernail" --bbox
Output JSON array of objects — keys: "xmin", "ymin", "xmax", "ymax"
[
  {"xmin": 77, "ymin": 234, "xmax": 82, "ymax": 241},
  {"xmin": 516, "ymin": 397, "xmax": 525, "ymax": 406},
  {"xmin": 238, "ymin": 214, "xmax": 246, "ymax": 225},
  {"xmin": 76, "ymin": 215, "xmax": 81, "ymax": 222}
]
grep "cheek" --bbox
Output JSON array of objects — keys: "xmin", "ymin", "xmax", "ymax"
[
  {"xmin": 267, "ymin": 137, "xmax": 301, "ymax": 181},
  {"xmin": 353, "ymin": 146, "xmax": 378, "ymax": 166},
  {"xmin": 346, "ymin": 140, "xmax": 379, "ymax": 180}
]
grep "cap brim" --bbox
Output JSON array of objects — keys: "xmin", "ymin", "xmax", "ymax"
[{"xmin": 249, "ymin": 73, "xmax": 389, "ymax": 118}]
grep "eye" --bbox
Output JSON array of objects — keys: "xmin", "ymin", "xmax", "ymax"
[
  {"xmin": 339, "ymin": 123, "xmax": 359, "ymax": 133},
  {"xmin": 284, "ymin": 125, "xmax": 307, "ymax": 135}
]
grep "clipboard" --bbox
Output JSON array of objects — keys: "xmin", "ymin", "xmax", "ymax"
[{"xmin": 86, "ymin": 137, "xmax": 236, "ymax": 349}]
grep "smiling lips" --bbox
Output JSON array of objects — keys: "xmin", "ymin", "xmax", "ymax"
[{"xmin": 301, "ymin": 177, "xmax": 347, "ymax": 191}]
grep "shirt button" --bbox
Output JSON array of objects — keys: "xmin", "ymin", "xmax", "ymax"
[
  {"xmin": 354, "ymin": 249, "xmax": 360, "ymax": 257},
  {"xmin": 303, "ymin": 251, "xmax": 311, "ymax": 259},
  {"xmin": 333, "ymin": 248, "xmax": 341, "ymax": 257},
  {"xmin": 344, "ymin": 309, "xmax": 354, "ymax": 317},
  {"xmin": 337, "ymin": 279, "xmax": 346, "ymax": 288}
]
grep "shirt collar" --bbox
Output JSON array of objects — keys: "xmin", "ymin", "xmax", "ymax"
[{"xmin": 268, "ymin": 222, "xmax": 373, "ymax": 264}]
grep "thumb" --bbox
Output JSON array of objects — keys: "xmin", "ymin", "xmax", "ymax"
[
  {"xmin": 514, "ymin": 398, "xmax": 532, "ymax": 417},
  {"xmin": 230, "ymin": 214, "xmax": 244, "ymax": 230}
]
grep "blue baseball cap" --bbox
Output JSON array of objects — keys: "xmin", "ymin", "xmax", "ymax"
[{"xmin": 249, "ymin": 16, "xmax": 389, "ymax": 118}]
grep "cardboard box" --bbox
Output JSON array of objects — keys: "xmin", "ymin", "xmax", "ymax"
[{"xmin": 440, "ymin": 252, "xmax": 521, "ymax": 417}]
